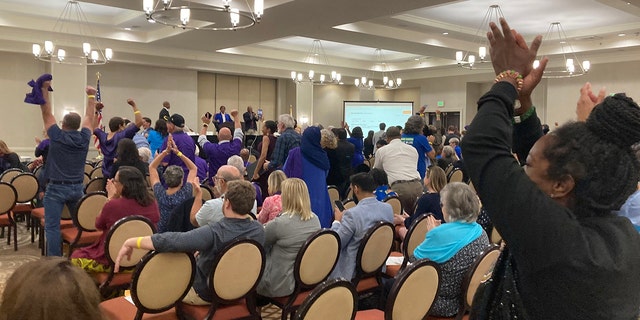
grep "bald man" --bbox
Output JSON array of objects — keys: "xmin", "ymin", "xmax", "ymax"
[
  {"xmin": 198, "ymin": 109, "xmax": 244, "ymax": 182},
  {"xmin": 190, "ymin": 165, "xmax": 257, "ymax": 227}
]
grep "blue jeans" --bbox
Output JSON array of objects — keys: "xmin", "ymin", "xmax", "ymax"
[{"xmin": 43, "ymin": 183, "xmax": 84, "ymax": 256}]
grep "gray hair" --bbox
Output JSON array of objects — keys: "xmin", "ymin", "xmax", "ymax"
[
  {"xmin": 138, "ymin": 147, "xmax": 151, "ymax": 163},
  {"xmin": 440, "ymin": 182, "xmax": 480, "ymax": 222},
  {"xmin": 442, "ymin": 145, "xmax": 457, "ymax": 159},
  {"xmin": 163, "ymin": 165, "xmax": 184, "ymax": 188},
  {"xmin": 449, "ymin": 137, "xmax": 460, "ymax": 145},
  {"xmin": 404, "ymin": 115, "xmax": 424, "ymax": 135},
  {"xmin": 278, "ymin": 114, "xmax": 295, "ymax": 129},
  {"xmin": 227, "ymin": 155, "xmax": 246, "ymax": 176}
]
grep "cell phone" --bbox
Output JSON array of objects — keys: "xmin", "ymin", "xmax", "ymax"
[
  {"xmin": 257, "ymin": 108, "xmax": 263, "ymax": 120},
  {"xmin": 334, "ymin": 200, "xmax": 345, "ymax": 211},
  {"xmin": 205, "ymin": 112, "xmax": 212, "ymax": 119}
]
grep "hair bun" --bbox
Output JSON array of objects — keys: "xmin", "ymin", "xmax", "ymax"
[{"xmin": 585, "ymin": 94, "xmax": 640, "ymax": 150}]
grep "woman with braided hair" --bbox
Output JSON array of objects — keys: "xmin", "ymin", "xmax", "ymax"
[{"xmin": 462, "ymin": 18, "xmax": 640, "ymax": 319}]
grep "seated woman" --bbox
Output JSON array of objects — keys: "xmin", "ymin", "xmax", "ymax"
[
  {"xmin": 370, "ymin": 168, "xmax": 397, "ymax": 201},
  {"xmin": 110, "ymin": 138, "xmax": 149, "ymax": 178},
  {"xmin": 0, "ymin": 139, "xmax": 26, "ymax": 174},
  {"xmin": 257, "ymin": 178, "xmax": 321, "ymax": 299},
  {"xmin": 0, "ymin": 258, "xmax": 103, "ymax": 320},
  {"xmin": 71, "ymin": 166, "xmax": 159, "ymax": 272},
  {"xmin": 436, "ymin": 145, "xmax": 459, "ymax": 171},
  {"xmin": 411, "ymin": 182, "xmax": 489, "ymax": 318},
  {"xmin": 395, "ymin": 166, "xmax": 446, "ymax": 240},
  {"xmin": 257, "ymin": 170, "xmax": 287, "ymax": 224},
  {"xmin": 150, "ymin": 135, "xmax": 197, "ymax": 233}
]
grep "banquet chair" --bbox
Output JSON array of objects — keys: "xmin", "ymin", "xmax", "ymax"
[
  {"xmin": 352, "ymin": 222, "xmax": 394, "ymax": 295},
  {"xmin": 293, "ymin": 279, "xmax": 357, "ymax": 320},
  {"xmin": 385, "ymin": 213, "xmax": 430, "ymax": 278},
  {"xmin": 0, "ymin": 182, "xmax": 18, "ymax": 251}
]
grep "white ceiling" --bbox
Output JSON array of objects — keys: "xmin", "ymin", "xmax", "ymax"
[{"xmin": 1, "ymin": 0, "xmax": 640, "ymax": 81}]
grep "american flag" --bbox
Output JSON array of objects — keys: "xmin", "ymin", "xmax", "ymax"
[{"xmin": 94, "ymin": 74, "xmax": 103, "ymax": 152}]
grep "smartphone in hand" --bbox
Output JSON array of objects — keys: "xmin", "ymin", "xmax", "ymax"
[
  {"xmin": 205, "ymin": 112, "xmax": 212, "ymax": 119},
  {"xmin": 335, "ymin": 200, "xmax": 345, "ymax": 211}
]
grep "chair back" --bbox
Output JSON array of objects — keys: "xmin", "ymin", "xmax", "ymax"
[
  {"xmin": 463, "ymin": 245, "xmax": 501, "ymax": 308},
  {"xmin": 342, "ymin": 199, "xmax": 356, "ymax": 210},
  {"xmin": 490, "ymin": 227, "xmax": 503, "ymax": 245},
  {"xmin": 0, "ymin": 182, "xmax": 17, "ymax": 214},
  {"xmin": 200, "ymin": 184, "xmax": 214, "ymax": 201},
  {"xmin": 85, "ymin": 177, "xmax": 106, "ymax": 194},
  {"xmin": 131, "ymin": 251, "xmax": 196, "ymax": 315},
  {"xmin": 403, "ymin": 213, "xmax": 431, "ymax": 261},
  {"xmin": 383, "ymin": 196, "xmax": 403, "ymax": 215},
  {"xmin": 294, "ymin": 279, "xmax": 357, "ymax": 320},
  {"xmin": 385, "ymin": 260, "xmax": 440, "ymax": 320},
  {"xmin": 33, "ymin": 165, "xmax": 43, "ymax": 179},
  {"xmin": 327, "ymin": 186, "xmax": 340, "ymax": 205},
  {"xmin": 444, "ymin": 163, "xmax": 454, "ymax": 176},
  {"xmin": 73, "ymin": 192, "xmax": 108, "ymax": 232},
  {"xmin": 447, "ymin": 168, "xmax": 463, "ymax": 183},
  {"xmin": 85, "ymin": 163, "xmax": 95, "ymax": 176},
  {"xmin": 83, "ymin": 173, "xmax": 91, "ymax": 186},
  {"xmin": 356, "ymin": 221, "xmax": 394, "ymax": 277},
  {"xmin": 248, "ymin": 154, "xmax": 257, "ymax": 163},
  {"xmin": 10, "ymin": 173, "xmax": 39, "ymax": 203},
  {"xmin": 0, "ymin": 169, "xmax": 22, "ymax": 183},
  {"xmin": 104, "ymin": 216, "xmax": 157, "ymax": 270},
  {"xmin": 346, "ymin": 187, "xmax": 354, "ymax": 201},
  {"xmin": 297, "ymin": 230, "xmax": 341, "ymax": 288},
  {"xmin": 211, "ymin": 238, "xmax": 265, "ymax": 302},
  {"xmin": 90, "ymin": 166, "xmax": 104, "ymax": 179}
]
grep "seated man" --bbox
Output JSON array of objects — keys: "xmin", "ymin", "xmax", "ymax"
[
  {"xmin": 190, "ymin": 165, "xmax": 257, "ymax": 227},
  {"xmin": 329, "ymin": 173, "xmax": 394, "ymax": 280},
  {"xmin": 114, "ymin": 180, "xmax": 265, "ymax": 305}
]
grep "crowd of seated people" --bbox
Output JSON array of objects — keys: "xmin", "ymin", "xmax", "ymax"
[{"xmin": 5, "ymin": 24, "xmax": 640, "ymax": 319}]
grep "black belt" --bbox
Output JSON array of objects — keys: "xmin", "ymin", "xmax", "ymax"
[
  {"xmin": 391, "ymin": 178, "xmax": 421, "ymax": 186},
  {"xmin": 48, "ymin": 180, "xmax": 83, "ymax": 185}
]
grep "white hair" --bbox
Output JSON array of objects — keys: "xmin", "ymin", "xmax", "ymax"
[
  {"xmin": 278, "ymin": 114, "xmax": 295, "ymax": 129},
  {"xmin": 227, "ymin": 155, "xmax": 246, "ymax": 176}
]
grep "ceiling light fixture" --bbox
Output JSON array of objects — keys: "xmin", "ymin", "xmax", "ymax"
[
  {"xmin": 454, "ymin": 5, "xmax": 503, "ymax": 70},
  {"xmin": 143, "ymin": 0, "xmax": 263, "ymax": 31},
  {"xmin": 32, "ymin": 1, "xmax": 112, "ymax": 65},
  {"xmin": 291, "ymin": 40, "xmax": 341, "ymax": 85},
  {"xmin": 355, "ymin": 48, "xmax": 402, "ymax": 90},
  {"xmin": 534, "ymin": 22, "xmax": 590, "ymax": 78}
]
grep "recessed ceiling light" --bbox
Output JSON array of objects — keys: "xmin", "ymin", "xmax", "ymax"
[
  {"xmin": 442, "ymin": 32, "xmax": 449, "ymax": 35},
  {"xmin": 414, "ymin": 58, "xmax": 420, "ymax": 61},
  {"xmin": 124, "ymin": 27, "xmax": 132, "ymax": 31},
  {"xmin": 618, "ymin": 33, "xmax": 626, "ymax": 37}
]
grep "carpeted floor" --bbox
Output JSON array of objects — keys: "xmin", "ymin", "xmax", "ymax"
[{"xmin": 0, "ymin": 223, "xmax": 283, "ymax": 319}]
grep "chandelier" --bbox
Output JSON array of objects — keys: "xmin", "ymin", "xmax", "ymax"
[
  {"xmin": 454, "ymin": 5, "xmax": 504, "ymax": 70},
  {"xmin": 355, "ymin": 49, "xmax": 402, "ymax": 90},
  {"xmin": 291, "ymin": 40, "xmax": 341, "ymax": 85},
  {"xmin": 32, "ymin": 1, "xmax": 113, "ymax": 65},
  {"xmin": 144, "ymin": 0, "xmax": 263, "ymax": 31},
  {"xmin": 534, "ymin": 22, "xmax": 590, "ymax": 78}
]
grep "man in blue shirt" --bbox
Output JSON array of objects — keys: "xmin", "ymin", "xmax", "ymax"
[
  {"xmin": 329, "ymin": 173, "xmax": 394, "ymax": 280},
  {"xmin": 35, "ymin": 76, "xmax": 94, "ymax": 256},
  {"xmin": 264, "ymin": 114, "xmax": 300, "ymax": 171}
]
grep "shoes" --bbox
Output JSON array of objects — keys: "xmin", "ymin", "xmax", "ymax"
[{"xmin": 24, "ymin": 74, "xmax": 54, "ymax": 105}]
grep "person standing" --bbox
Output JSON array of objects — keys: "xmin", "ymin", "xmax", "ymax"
[
  {"xmin": 401, "ymin": 115, "xmax": 436, "ymax": 179},
  {"xmin": 372, "ymin": 122, "xmax": 386, "ymax": 154},
  {"xmin": 160, "ymin": 114, "xmax": 196, "ymax": 185},
  {"xmin": 199, "ymin": 110, "xmax": 244, "ymax": 182},
  {"xmin": 159, "ymin": 101, "xmax": 170, "ymax": 122},
  {"xmin": 31, "ymin": 75, "xmax": 94, "ymax": 256},
  {"xmin": 243, "ymin": 106, "xmax": 259, "ymax": 133},
  {"xmin": 264, "ymin": 114, "xmax": 301, "ymax": 172},
  {"xmin": 374, "ymin": 126, "xmax": 422, "ymax": 214}
]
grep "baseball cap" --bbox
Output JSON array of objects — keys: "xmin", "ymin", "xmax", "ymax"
[{"xmin": 169, "ymin": 114, "xmax": 185, "ymax": 128}]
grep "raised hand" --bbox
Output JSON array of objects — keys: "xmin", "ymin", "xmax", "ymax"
[
  {"xmin": 85, "ymin": 86, "xmax": 97, "ymax": 96},
  {"xmin": 577, "ymin": 82, "xmax": 607, "ymax": 122},
  {"xmin": 487, "ymin": 18, "xmax": 542, "ymax": 77},
  {"xmin": 230, "ymin": 109, "xmax": 239, "ymax": 118},
  {"xmin": 127, "ymin": 98, "xmax": 136, "ymax": 107}
]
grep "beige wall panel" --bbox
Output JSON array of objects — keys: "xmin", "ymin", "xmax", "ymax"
[
  {"xmin": 259, "ymin": 79, "xmax": 277, "ymax": 122},
  {"xmin": 215, "ymin": 74, "xmax": 239, "ymax": 112},
  {"xmin": 238, "ymin": 76, "xmax": 260, "ymax": 114},
  {"xmin": 198, "ymin": 72, "xmax": 216, "ymax": 121}
]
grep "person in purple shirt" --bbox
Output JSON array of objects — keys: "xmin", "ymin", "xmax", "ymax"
[
  {"xmin": 160, "ymin": 114, "xmax": 196, "ymax": 185},
  {"xmin": 199, "ymin": 109, "xmax": 243, "ymax": 182},
  {"xmin": 401, "ymin": 115, "xmax": 436, "ymax": 179},
  {"xmin": 93, "ymin": 98, "xmax": 144, "ymax": 178}
]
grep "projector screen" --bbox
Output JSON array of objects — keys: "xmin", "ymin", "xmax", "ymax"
[{"xmin": 343, "ymin": 101, "xmax": 414, "ymax": 135}]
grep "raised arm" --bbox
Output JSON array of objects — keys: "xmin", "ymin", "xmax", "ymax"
[
  {"xmin": 127, "ymin": 98, "xmax": 143, "ymax": 128},
  {"xmin": 83, "ymin": 86, "xmax": 97, "ymax": 131},
  {"xmin": 40, "ymin": 81, "xmax": 56, "ymax": 131},
  {"xmin": 171, "ymin": 139, "xmax": 198, "ymax": 182},
  {"xmin": 149, "ymin": 148, "xmax": 170, "ymax": 187},
  {"xmin": 231, "ymin": 109, "xmax": 241, "ymax": 130}
]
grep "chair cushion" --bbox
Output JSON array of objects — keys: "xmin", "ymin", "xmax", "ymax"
[
  {"xmin": 13, "ymin": 203, "xmax": 32, "ymax": 214},
  {"xmin": 355, "ymin": 308, "xmax": 384, "ymax": 320},
  {"xmin": 100, "ymin": 297, "xmax": 179, "ymax": 320},
  {"xmin": 0, "ymin": 215, "xmax": 10, "ymax": 227},
  {"xmin": 179, "ymin": 299, "xmax": 251, "ymax": 320},
  {"xmin": 270, "ymin": 290, "xmax": 312, "ymax": 308},
  {"xmin": 356, "ymin": 277, "xmax": 379, "ymax": 293}
]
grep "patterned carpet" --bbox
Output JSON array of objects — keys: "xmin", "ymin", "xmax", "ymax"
[{"xmin": 0, "ymin": 223, "xmax": 283, "ymax": 319}]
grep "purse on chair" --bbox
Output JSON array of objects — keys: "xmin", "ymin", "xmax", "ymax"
[{"xmin": 470, "ymin": 246, "xmax": 530, "ymax": 320}]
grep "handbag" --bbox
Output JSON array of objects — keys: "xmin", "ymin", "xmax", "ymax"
[{"xmin": 470, "ymin": 246, "xmax": 529, "ymax": 320}]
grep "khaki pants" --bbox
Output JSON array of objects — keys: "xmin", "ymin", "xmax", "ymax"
[
  {"xmin": 390, "ymin": 180, "xmax": 423, "ymax": 214},
  {"xmin": 182, "ymin": 287, "xmax": 211, "ymax": 306}
]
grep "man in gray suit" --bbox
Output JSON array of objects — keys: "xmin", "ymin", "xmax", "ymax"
[{"xmin": 329, "ymin": 172, "xmax": 394, "ymax": 280}]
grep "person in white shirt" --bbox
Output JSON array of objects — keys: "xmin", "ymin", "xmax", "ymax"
[{"xmin": 374, "ymin": 126, "xmax": 422, "ymax": 214}]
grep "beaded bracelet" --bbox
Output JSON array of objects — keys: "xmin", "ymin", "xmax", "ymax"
[{"xmin": 495, "ymin": 70, "xmax": 524, "ymax": 92}]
